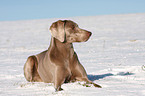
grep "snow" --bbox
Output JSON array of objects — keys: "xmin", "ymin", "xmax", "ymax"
[{"xmin": 0, "ymin": 13, "xmax": 145, "ymax": 96}]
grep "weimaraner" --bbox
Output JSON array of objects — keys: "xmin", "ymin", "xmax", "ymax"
[{"xmin": 24, "ymin": 20, "xmax": 101, "ymax": 91}]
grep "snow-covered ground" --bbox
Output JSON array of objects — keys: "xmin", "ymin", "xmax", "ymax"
[{"xmin": 0, "ymin": 13, "xmax": 145, "ymax": 96}]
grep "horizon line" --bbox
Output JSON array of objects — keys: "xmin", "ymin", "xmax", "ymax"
[{"xmin": 0, "ymin": 12, "xmax": 144, "ymax": 22}]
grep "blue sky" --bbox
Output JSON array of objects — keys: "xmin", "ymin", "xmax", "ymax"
[{"xmin": 0, "ymin": 0, "xmax": 145, "ymax": 21}]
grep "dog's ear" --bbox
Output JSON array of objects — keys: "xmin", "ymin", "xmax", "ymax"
[{"xmin": 49, "ymin": 20, "xmax": 65, "ymax": 42}]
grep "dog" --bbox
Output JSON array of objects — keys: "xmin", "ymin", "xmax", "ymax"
[{"xmin": 24, "ymin": 20, "xmax": 101, "ymax": 91}]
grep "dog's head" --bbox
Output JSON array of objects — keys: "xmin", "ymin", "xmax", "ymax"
[{"xmin": 49, "ymin": 20, "xmax": 92, "ymax": 43}]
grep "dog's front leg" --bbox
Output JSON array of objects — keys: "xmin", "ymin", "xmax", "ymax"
[{"xmin": 54, "ymin": 66, "xmax": 66, "ymax": 91}]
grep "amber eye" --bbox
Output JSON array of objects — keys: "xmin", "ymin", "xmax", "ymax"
[{"xmin": 72, "ymin": 25, "xmax": 75, "ymax": 29}]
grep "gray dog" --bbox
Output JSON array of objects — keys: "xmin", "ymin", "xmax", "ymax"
[{"xmin": 24, "ymin": 20, "xmax": 101, "ymax": 91}]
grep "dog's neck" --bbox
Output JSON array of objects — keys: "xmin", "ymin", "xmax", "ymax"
[{"xmin": 49, "ymin": 37, "xmax": 74, "ymax": 58}]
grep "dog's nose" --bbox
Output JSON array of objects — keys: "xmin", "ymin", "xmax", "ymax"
[{"xmin": 87, "ymin": 32, "xmax": 92, "ymax": 37}]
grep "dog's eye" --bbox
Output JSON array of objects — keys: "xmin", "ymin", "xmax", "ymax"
[{"xmin": 72, "ymin": 26, "xmax": 75, "ymax": 29}]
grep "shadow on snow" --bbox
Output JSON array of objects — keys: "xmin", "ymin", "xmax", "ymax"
[{"xmin": 88, "ymin": 72, "xmax": 134, "ymax": 81}]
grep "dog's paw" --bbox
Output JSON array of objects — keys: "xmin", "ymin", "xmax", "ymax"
[
  {"xmin": 93, "ymin": 83, "xmax": 102, "ymax": 88},
  {"xmin": 55, "ymin": 87, "xmax": 63, "ymax": 92}
]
